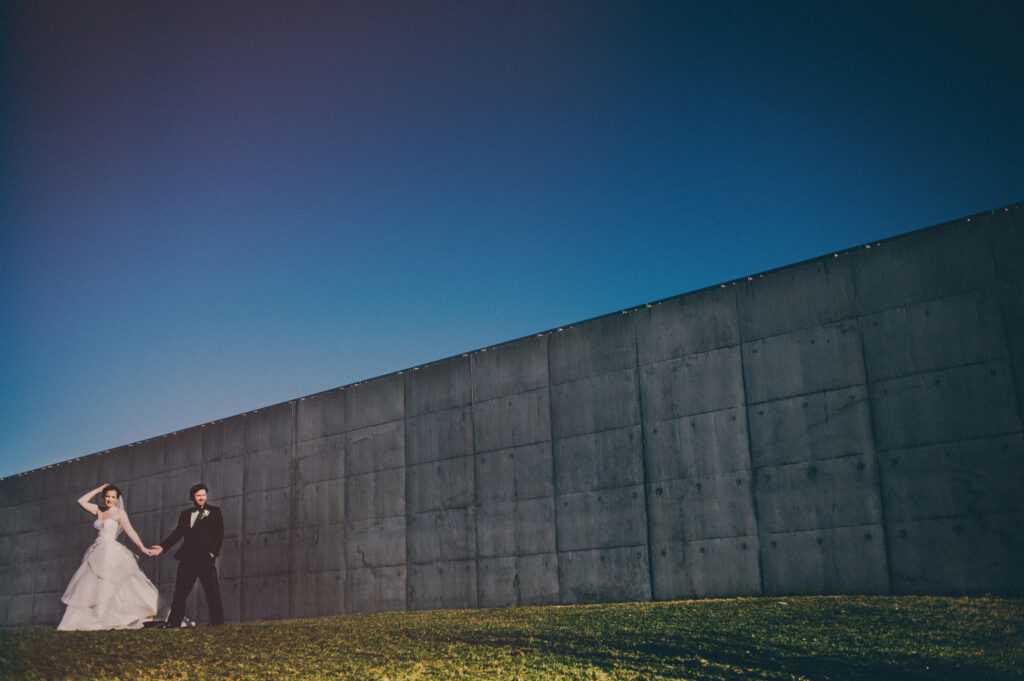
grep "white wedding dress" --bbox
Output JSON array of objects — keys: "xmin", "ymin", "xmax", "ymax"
[{"xmin": 57, "ymin": 516, "xmax": 164, "ymax": 630}]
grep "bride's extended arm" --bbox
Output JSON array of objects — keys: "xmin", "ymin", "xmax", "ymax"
[
  {"xmin": 77, "ymin": 484, "xmax": 109, "ymax": 515},
  {"xmin": 117, "ymin": 513, "xmax": 155, "ymax": 555}
]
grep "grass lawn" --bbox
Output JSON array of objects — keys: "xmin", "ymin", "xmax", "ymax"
[{"xmin": 1, "ymin": 596, "xmax": 1021, "ymax": 680}]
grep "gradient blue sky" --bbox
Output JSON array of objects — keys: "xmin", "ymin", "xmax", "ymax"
[{"xmin": 2, "ymin": 1, "xmax": 1022, "ymax": 478}]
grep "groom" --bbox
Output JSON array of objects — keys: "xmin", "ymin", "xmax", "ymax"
[{"xmin": 152, "ymin": 483, "xmax": 225, "ymax": 626}]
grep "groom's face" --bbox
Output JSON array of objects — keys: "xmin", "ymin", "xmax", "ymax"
[{"xmin": 193, "ymin": 490, "xmax": 207, "ymax": 506}]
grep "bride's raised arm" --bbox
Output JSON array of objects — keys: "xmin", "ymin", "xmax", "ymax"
[
  {"xmin": 76, "ymin": 484, "xmax": 109, "ymax": 516},
  {"xmin": 117, "ymin": 512, "xmax": 156, "ymax": 556}
]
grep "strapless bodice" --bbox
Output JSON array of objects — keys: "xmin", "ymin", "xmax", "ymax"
[{"xmin": 93, "ymin": 517, "xmax": 122, "ymax": 542}]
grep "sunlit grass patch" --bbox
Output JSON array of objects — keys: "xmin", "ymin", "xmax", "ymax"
[{"xmin": 2, "ymin": 596, "xmax": 1021, "ymax": 680}]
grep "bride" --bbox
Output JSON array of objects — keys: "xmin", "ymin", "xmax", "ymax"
[{"xmin": 58, "ymin": 483, "xmax": 166, "ymax": 630}]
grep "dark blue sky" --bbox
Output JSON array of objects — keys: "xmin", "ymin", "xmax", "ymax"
[{"xmin": 2, "ymin": 1, "xmax": 1022, "ymax": 478}]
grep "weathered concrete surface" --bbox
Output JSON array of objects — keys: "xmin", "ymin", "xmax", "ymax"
[{"xmin": 2, "ymin": 202, "xmax": 1022, "ymax": 628}]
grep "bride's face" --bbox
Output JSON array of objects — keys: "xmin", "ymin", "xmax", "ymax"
[{"xmin": 104, "ymin": 490, "xmax": 119, "ymax": 507}]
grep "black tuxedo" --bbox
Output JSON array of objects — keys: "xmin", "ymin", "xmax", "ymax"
[{"xmin": 160, "ymin": 504, "xmax": 225, "ymax": 626}]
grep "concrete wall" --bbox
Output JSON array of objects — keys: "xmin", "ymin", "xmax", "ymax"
[{"xmin": 2, "ymin": 203, "xmax": 1021, "ymax": 628}]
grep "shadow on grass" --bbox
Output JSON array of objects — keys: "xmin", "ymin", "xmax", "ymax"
[{"xmin": 437, "ymin": 625, "xmax": 1018, "ymax": 680}]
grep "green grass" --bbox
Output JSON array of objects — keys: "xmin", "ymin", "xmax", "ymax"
[{"xmin": 2, "ymin": 596, "xmax": 1021, "ymax": 680}]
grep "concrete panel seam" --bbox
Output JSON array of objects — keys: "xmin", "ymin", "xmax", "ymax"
[
  {"xmin": 733, "ymin": 285, "xmax": 766, "ymax": 597},
  {"xmin": 545, "ymin": 335, "xmax": 563, "ymax": 605}
]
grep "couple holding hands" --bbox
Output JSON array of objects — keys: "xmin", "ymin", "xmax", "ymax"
[{"xmin": 57, "ymin": 482, "xmax": 225, "ymax": 630}]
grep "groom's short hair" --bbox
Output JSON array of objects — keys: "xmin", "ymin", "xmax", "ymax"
[{"xmin": 189, "ymin": 483, "xmax": 208, "ymax": 500}]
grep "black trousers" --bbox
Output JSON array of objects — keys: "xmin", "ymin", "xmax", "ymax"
[{"xmin": 166, "ymin": 556, "xmax": 224, "ymax": 626}]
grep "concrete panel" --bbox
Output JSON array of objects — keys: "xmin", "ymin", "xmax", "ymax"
[
  {"xmin": 755, "ymin": 454, "xmax": 883, "ymax": 534},
  {"xmin": 202, "ymin": 457, "xmax": 244, "ymax": 500},
  {"xmin": 405, "ymin": 406, "xmax": 473, "ymax": 466},
  {"xmin": 243, "ymin": 488, "xmax": 290, "ymax": 535},
  {"xmin": 345, "ymin": 565, "xmax": 406, "ymax": 613},
  {"xmin": 346, "ymin": 516, "xmax": 406, "ymax": 568},
  {"xmin": 472, "ymin": 335, "xmax": 549, "ymax": 402},
  {"xmin": 406, "ymin": 507, "xmax": 475, "ymax": 564},
  {"xmin": 650, "ymin": 536, "xmax": 761, "ymax": 599},
  {"xmin": 219, "ymin": 578, "xmax": 241, "ymax": 624},
  {"xmin": 126, "ymin": 471, "xmax": 164, "ymax": 512},
  {"xmin": 477, "ymin": 497, "xmax": 556, "ymax": 558},
  {"xmin": 990, "ymin": 205, "xmax": 1024, "ymax": 282},
  {"xmin": 202, "ymin": 415, "xmax": 246, "ymax": 461},
  {"xmin": 0, "ymin": 475, "xmax": 42, "ymax": 506},
  {"xmin": 217, "ymin": 536, "xmax": 242, "ymax": 580},
  {"xmin": 887, "ymin": 512, "xmax": 1023, "ymax": 594},
  {"xmin": 345, "ymin": 374, "xmax": 404, "ymax": 431},
  {"xmin": 879, "ymin": 434, "xmax": 1023, "ymax": 522},
  {"xmin": 35, "ymin": 527, "xmax": 63, "ymax": 559},
  {"xmin": 647, "ymin": 474, "xmax": 757, "ymax": 543},
  {"xmin": 129, "ymin": 509, "xmax": 163, "ymax": 550},
  {"xmin": 290, "ymin": 569, "xmax": 344, "ymax": 618},
  {"xmin": 518, "ymin": 552, "xmax": 560, "ymax": 605},
  {"xmin": 158, "ymin": 466, "xmax": 201, "ymax": 512},
  {"xmin": 241, "ymin": 531, "xmax": 291, "ymax": 577},
  {"xmin": 862, "ymin": 291, "xmax": 1009, "ymax": 383},
  {"xmin": 291, "ymin": 525, "xmax": 345, "ymax": 573},
  {"xmin": 407, "ymin": 455, "xmax": 473, "ymax": 514},
  {"xmin": 242, "ymin": 574, "xmax": 289, "ymax": 621},
  {"xmin": 558, "ymin": 545, "xmax": 649, "ymax": 604},
  {"xmin": 548, "ymin": 312, "xmax": 637, "ymax": 385},
  {"xmin": 748, "ymin": 386, "xmax": 874, "ymax": 469},
  {"xmin": 296, "ymin": 388, "xmax": 346, "ymax": 443},
  {"xmin": 163, "ymin": 427, "xmax": 203, "ymax": 471},
  {"xmin": 127, "ymin": 440, "xmax": 163, "ymax": 480},
  {"xmin": 476, "ymin": 555, "xmax": 517, "ymax": 607},
  {"xmin": 245, "ymin": 403, "xmax": 294, "ymax": 453},
  {"xmin": 404, "ymin": 356, "xmax": 472, "ymax": 417},
  {"xmin": 407, "ymin": 560, "xmax": 476, "ymax": 611},
  {"xmin": 32, "ymin": 591, "xmax": 63, "ymax": 627},
  {"xmin": 475, "ymin": 501, "xmax": 516, "ymax": 558},
  {"xmin": 296, "ymin": 478, "xmax": 345, "ymax": 528},
  {"xmin": 3, "ymin": 563, "xmax": 34, "ymax": 596},
  {"xmin": 295, "ymin": 435, "xmax": 345, "ymax": 484},
  {"xmin": 743, "ymin": 322, "xmax": 866, "ymax": 404},
  {"xmin": 475, "ymin": 442, "xmax": 554, "ymax": 504},
  {"xmin": 345, "ymin": 467, "xmax": 405, "ymax": 521},
  {"xmin": 641, "ymin": 346, "xmax": 743, "ymax": 422},
  {"xmin": 854, "ymin": 219, "xmax": 997, "ymax": 314},
  {"xmin": 346, "ymin": 420, "xmax": 404, "ymax": 476},
  {"xmin": 0, "ymin": 535, "xmax": 11, "ymax": 566},
  {"xmin": 8, "ymin": 532, "xmax": 37, "ymax": 566},
  {"xmin": 0, "ymin": 507, "xmax": 14, "ymax": 538},
  {"xmin": 32, "ymin": 558, "xmax": 64, "ymax": 594},
  {"xmin": 871, "ymin": 360, "xmax": 1021, "ymax": 451},
  {"xmin": 215, "ymin": 494, "xmax": 242, "ymax": 538},
  {"xmin": 243, "ymin": 447, "xmax": 291, "ymax": 493},
  {"xmin": 6, "ymin": 594, "xmax": 33, "ymax": 627},
  {"xmin": 1000, "ymin": 282, "xmax": 1024, "ymax": 354},
  {"xmin": 638, "ymin": 287, "xmax": 739, "ymax": 366},
  {"xmin": 761, "ymin": 525, "xmax": 889, "ymax": 595},
  {"xmin": 556, "ymin": 486, "xmax": 647, "ymax": 553},
  {"xmin": 645, "ymin": 407, "xmax": 749, "ymax": 482},
  {"xmin": 473, "ymin": 389, "xmax": 551, "ymax": 453},
  {"xmin": 14, "ymin": 499, "xmax": 48, "ymax": 534},
  {"xmin": 550, "ymin": 369, "xmax": 640, "ymax": 440},
  {"xmin": 738, "ymin": 255, "xmax": 858, "ymax": 341},
  {"xmin": 552, "ymin": 426, "xmax": 643, "ymax": 495}
]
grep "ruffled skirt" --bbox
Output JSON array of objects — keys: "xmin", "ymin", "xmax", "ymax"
[{"xmin": 57, "ymin": 539, "xmax": 165, "ymax": 631}]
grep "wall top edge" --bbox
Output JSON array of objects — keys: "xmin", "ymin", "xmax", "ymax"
[{"xmin": 5, "ymin": 200, "xmax": 1020, "ymax": 480}]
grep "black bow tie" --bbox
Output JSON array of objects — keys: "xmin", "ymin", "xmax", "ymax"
[{"xmin": 193, "ymin": 505, "xmax": 206, "ymax": 513}]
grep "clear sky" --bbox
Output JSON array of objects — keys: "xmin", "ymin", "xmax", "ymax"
[{"xmin": 2, "ymin": 1, "xmax": 1022, "ymax": 479}]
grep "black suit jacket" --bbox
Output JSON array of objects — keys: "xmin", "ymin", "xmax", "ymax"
[{"xmin": 160, "ymin": 505, "xmax": 224, "ymax": 563}]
